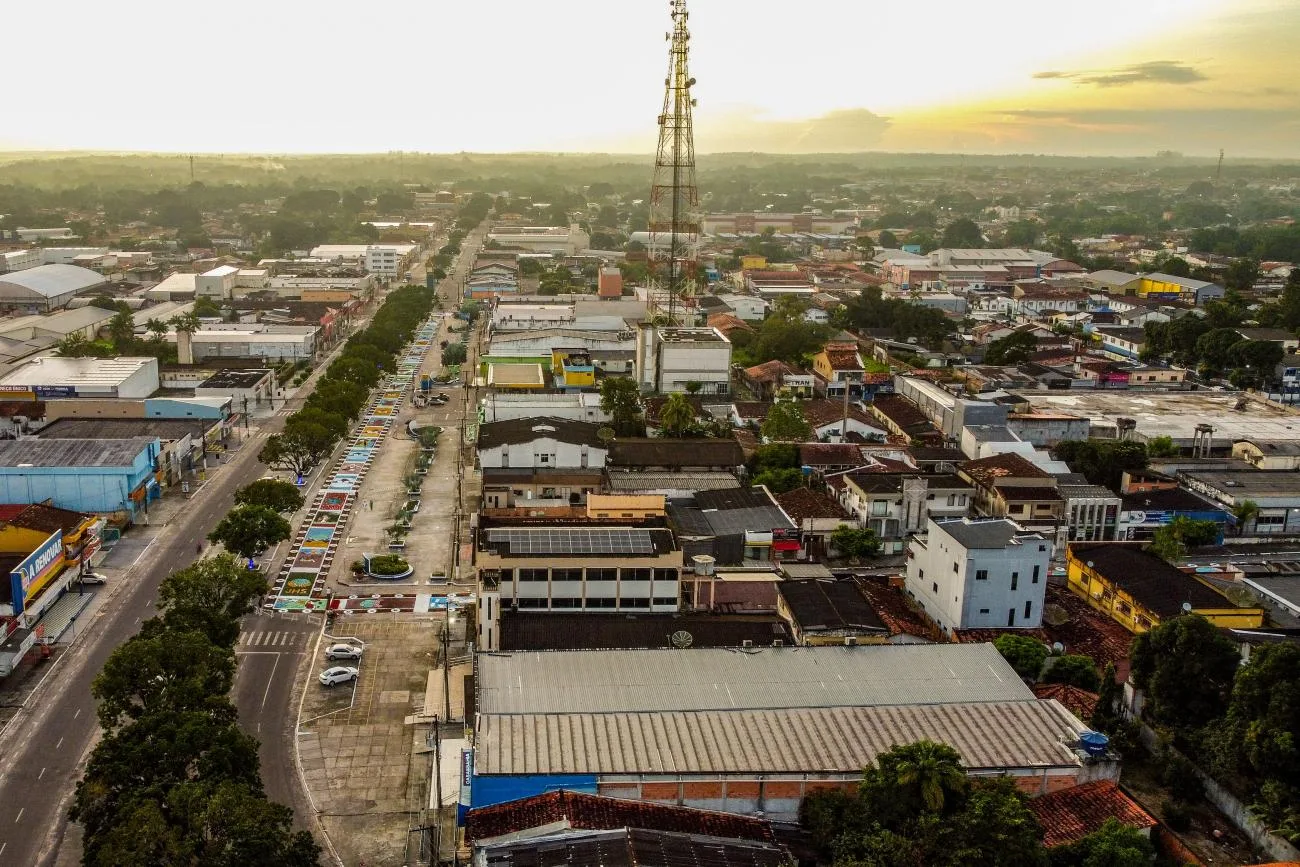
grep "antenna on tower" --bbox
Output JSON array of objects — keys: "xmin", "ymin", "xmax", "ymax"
[
  {"xmin": 648, "ymin": 0, "xmax": 700, "ymax": 326},
  {"xmin": 1216, "ymin": 148, "xmax": 1224, "ymax": 183}
]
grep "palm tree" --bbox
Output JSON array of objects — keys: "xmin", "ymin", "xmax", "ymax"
[
  {"xmin": 170, "ymin": 312, "xmax": 201, "ymax": 335},
  {"xmin": 1232, "ymin": 499, "xmax": 1260, "ymax": 536},
  {"xmin": 659, "ymin": 393, "xmax": 695, "ymax": 437},
  {"xmin": 145, "ymin": 318, "xmax": 168, "ymax": 342},
  {"xmin": 891, "ymin": 740, "xmax": 968, "ymax": 813}
]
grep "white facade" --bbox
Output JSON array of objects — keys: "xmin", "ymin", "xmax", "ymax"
[
  {"xmin": 0, "ymin": 355, "xmax": 160, "ymax": 399},
  {"xmin": 195, "ymin": 265, "xmax": 237, "ymax": 300},
  {"xmin": 364, "ymin": 245, "xmax": 400, "ymax": 276},
  {"xmin": 480, "ymin": 393, "xmax": 608, "ymax": 424},
  {"xmin": 478, "ymin": 435, "xmax": 607, "ymax": 470},
  {"xmin": 636, "ymin": 325, "xmax": 732, "ymax": 395},
  {"xmin": 837, "ymin": 475, "xmax": 971, "ymax": 554},
  {"xmin": 713, "ymin": 294, "xmax": 769, "ymax": 321},
  {"xmin": 189, "ymin": 327, "xmax": 316, "ymax": 361},
  {"xmin": 0, "ymin": 249, "xmax": 41, "ymax": 273},
  {"xmin": 906, "ymin": 517, "xmax": 1051, "ymax": 634}
]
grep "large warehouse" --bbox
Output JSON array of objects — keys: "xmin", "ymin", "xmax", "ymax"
[
  {"xmin": 466, "ymin": 644, "xmax": 1112, "ymax": 822},
  {"xmin": 0, "ymin": 265, "xmax": 107, "ymax": 312},
  {"xmin": 0, "ymin": 357, "xmax": 160, "ymax": 399}
]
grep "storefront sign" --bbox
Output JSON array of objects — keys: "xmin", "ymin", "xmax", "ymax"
[{"xmin": 10, "ymin": 531, "xmax": 65, "ymax": 614}]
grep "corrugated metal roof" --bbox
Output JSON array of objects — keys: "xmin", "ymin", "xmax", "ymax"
[
  {"xmin": 476, "ymin": 644, "xmax": 1033, "ymax": 715},
  {"xmin": 0, "ymin": 436, "xmax": 155, "ymax": 468},
  {"xmin": 476, "ymin": 699, "xmax": 1086, "ymax": 775},
  {"xmin": 0, "ymin": 264, "xmax": 106, "ymax": 298}
]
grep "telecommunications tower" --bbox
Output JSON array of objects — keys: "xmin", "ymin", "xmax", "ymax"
[{"xmin": 648, "ymin": 0, "xmax": 700, "ymax": 324}]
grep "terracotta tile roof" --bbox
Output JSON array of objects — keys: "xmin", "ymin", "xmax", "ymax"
[
  {"xmin": 464, "ymin": 790, "xmax": 776, "ymax": 844},
  {"xmin": 1028, "ymin": 780, "xmax": 1156, "ymax": 848},
  {"xmin": 798, "ymin": 444, "xmax": 867, "ymax": 467},
  {"xmin": 960, "ymin": 452, "xmax": 1051, "ymax": 486},
  {"xmin": 1041, "ymin": 583, "xmax": 1135, "ymax": 671},
  {"xmin": 854, "ymin": 575, "xmax": 937, "ymax": 640},
  {"xmin": 743, "ymin": 360, "xmax": 795, "ymax": 382},
  {"xmin": 1031, "ymin": 683, "xmax": 1100, "ymax": 720},
  {"xmin": 707, "ymin": 312, "xmax": 755, "ymax": 335},
  {"xmin": 731, "ymin": 401, "xmax": 769, "ymax": 420},
  {"xmin": 800, "ymin": 399, "xmax": 879, "ymax": 430},
  {"xmin": 774, "ymin": 487, "xmax": 850, "ymax": 521},
  {"xmin": 822, "ymin": 349, "xmax": 863, "ymax": 371}
]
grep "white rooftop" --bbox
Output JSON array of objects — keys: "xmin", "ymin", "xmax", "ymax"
[{"xmin": 0, "ymin": 356, "xmax": 155, "ymax": 387}]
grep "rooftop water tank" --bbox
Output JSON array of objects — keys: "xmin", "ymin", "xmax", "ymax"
[{"xmin": 1079, "ymin": 731, "xmax": 1110, "ymax": 757}]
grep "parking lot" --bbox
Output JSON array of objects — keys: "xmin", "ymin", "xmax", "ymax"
[{"xmin": 296, "ymin": 616, "xmax": 441, "ymax": 866}]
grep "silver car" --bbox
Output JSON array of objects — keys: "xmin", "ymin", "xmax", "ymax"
[
  {"xmin": 324, "ymin": 643, "xmax": 363, "ymax": 661},
  {"xmin": 318, "ymin": 666, "xmax": 359, "ymax": 687}
]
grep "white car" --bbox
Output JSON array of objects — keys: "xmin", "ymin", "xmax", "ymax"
[
  {"xmin": 325, "ymin": 643, "xmax": 363, "ymax": 661},
  {"xmin": 319, "ymin": 666, "xmax": 359, "ymax": 686},
  {"xmin": 80, "ymin": 572, "xmax": 108, "ymax": 585}
]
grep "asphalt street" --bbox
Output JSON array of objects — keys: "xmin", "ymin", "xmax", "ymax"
[
  {"xmin": 233, "ymin": 614, "xmax": 322, "ymax": 822},
  {"xmin": 0, "ymin": 329, "xmax": 364, "ymax": 867}
]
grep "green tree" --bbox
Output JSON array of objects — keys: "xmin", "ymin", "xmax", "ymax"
[
  {"xmin": 761, "ymin": 400, "xmax": 813, "ymax": 442},
  {"xmin": 1145, "ymin": 435, "xmax": 1179, "ymax": 458},
  {"xmin": 234, "ymin": 479, "xmax": 305, "ymax": 514},
  {"xmin": 1224, "ymin": 258, "xmax": 1261, "ymax": 292},
  {"xmin": 749, "ymin": 443, "xmax": 800, "ymax": 474},
  {"xmin": 994, "ymin": 634, "xmax": 1048, "ymax": 679},
  {"xmin": 802, "ymin": 741, "xmax": 1047, "ymax": 867},
  {"xmin": 877, "ymin": 229, "xmax": 900, "ymax": 249},
  {"xmin": 830, "ymin": 526, "xmax": 882, "ymax": 561},
  {"xmin": 170, "ymin": 311, "xmax": 201, "ymax": 335},
  {"xmin": 1090, "ymin": 663, "xmax": 1124, "ymax": 733},
  {"xmin": 600, "ymin": 377, "xmax": 644, "ymax": 436},
  {"xmin": 284, "ymin": 406, "xmax": 348, "ymax": 441},
  {"xmin": 144, "ymin": 318, "xmax": 169, "ymax": 341},
  {"xmin": 207, "ymin": 504, "xmax": 291, "ymax": 564},
  {"xmin": 153, "ymin": 555, "xmax": 268, "ymax": 648},
  {"xmin": 108, "ymin": 308, "xmax": 136, "ymax": 351},
  {"xmin": 1130, "ymin": 614, "xmax": 1240, "ymax": 730},
  {"xmin": 56, "ymin": 332, "xmax": 95, "ymax": 357},
  {"xmin": 92, "ymin": 629, "xmax": 235, "ymax": 728},
  {"xmin": 1003, "ymin": 220, "xmax": 1041, "ymax": 248},
  {"xmin": 1231, "ymin": 499, "xmax": 1260, "ymax": 535},
  {"xmin": 1051, "ymin": 440, "xmax": 1149, "ymax": 490},
  {"xmin": 441, "ymin": 342, "xmax": 467, "ymax": 366},
  {"xmin": 1208, "ymin": 642, "xmax": 1300, "ymax": 792},
  {"xmin": 752, "ymin": 467, "xmax": 804, "ymax": 494},
  {"xmin": 658, "ymin": 393, "xmax": 696, "ymax": 437},
  {"xmin": 258, "ymin": 419, "xmax": 338, "ymax": 476},
  {"xmin": 941, "ymin": 218, "xmax": 984, "ymax": 249},
  {"xmin": 1148, "ymin": 516, "xmax": 1221, "ymax": 562},
  {"xmin": 1043, "ymin": 655, "xmax": 1101, "ymax": 691},
  {"xmin": 984, "ymin": 331, "xmax": 1038, "ymax": 365},
  {"xmin": 1048, "ymin": 818, "xmax": 1155, "ymax": 867}
]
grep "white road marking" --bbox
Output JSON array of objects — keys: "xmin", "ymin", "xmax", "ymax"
[
  {"xmin": 14, "ymin": 808, "xmax": 23, "ymax": 823},
  {"xmin": 72, "ymin": 708, "xmax": 80, "ymax": 720},
  {"xmin": 54, "ymin": 738, "xmax": 63, "ymax": 749},
  {"xmin": 36, "ymin": 768, "xmax": 45, "ymax": 781}
]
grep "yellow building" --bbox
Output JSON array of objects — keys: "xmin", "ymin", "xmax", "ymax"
[
  {"xmin": 551, "ymin": 350, "xmax": 596, "ymax": 390},
  {"xmin": 0, "ymin": 503, "xmax": 101, "ymax": 614},
  {"xmin": 1067, "ymin": 543, "xmax": 1264, "ymax": 633},
  {"xmin": 739, "ymin": 255, "xmax": 768, "ymax": 270},
  {"xmin": 585, "ymin": 495, "xmax": 665, "ymax": 521}
]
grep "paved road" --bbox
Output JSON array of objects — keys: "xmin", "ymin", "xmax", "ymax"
[
  {"xmin": 233, "ymin": 615, "xmax": 322, "ymax": 820},
  {"xmin": 0, "ymin": 334, "xmax": 366, "ymax": 867}
]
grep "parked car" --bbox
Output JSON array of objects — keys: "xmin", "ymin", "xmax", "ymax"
[
  {"xmin": 325, "ymin": 643, "xmax": 363, "ymax": 661},
  {"xmin": 80, "ymin": 572, "xmax": 108, "ymax": 585},
  {"xmin": 319, "ymin": 666, "xmax": 359, "ymax": 686}
]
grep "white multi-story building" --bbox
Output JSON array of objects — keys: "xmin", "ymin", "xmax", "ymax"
[
  {"xmin": 0, "ymin": 249, "xmax": 41, "ymax": 273},
  {"xmin": 364, "ymin": 245, "xmax": 400, "ymax": 276},
  {"xmin": 835, "ymin": 473, "xmax": 973, "ymax": 554},
  {"xmin": 195, "ymin": 264, "xmax": 238, "ymax": 300},
  {"xmin": 476, "ymin": 418, "xmax": 607, "ymax": 470},
  {"xmin": 635, "ymin": 325, "xmax": 732, "ymax": 395},
  {"xmin": 905, "ymin": 517, "xmax": 1051, "ymax": 634}
]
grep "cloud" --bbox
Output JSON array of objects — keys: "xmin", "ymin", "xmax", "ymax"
[
  {"xmin": 697, "ymin": 107, "xmax": 892, "ymax": 153},
  {"xmin": 1033, "ymin": 60, "xmax": 1207, "ymax": 87}
]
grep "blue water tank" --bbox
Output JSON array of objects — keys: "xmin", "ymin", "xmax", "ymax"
[{"xmin": 1079, "ymin": 731, "xmax": 1110, "ymax": 756}]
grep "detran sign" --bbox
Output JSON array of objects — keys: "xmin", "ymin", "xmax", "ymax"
[{"xmin": 9, "ymin": 531, "xmax": 64, "ymax": 614}]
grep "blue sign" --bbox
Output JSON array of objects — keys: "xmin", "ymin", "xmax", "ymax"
[
  {"xmin": 33, "ymin": 385, "xmax": 76, "ymax": 398},
  {"xmin": 9, "ymin": 530, "xmax": 64, "ymax": 614}
]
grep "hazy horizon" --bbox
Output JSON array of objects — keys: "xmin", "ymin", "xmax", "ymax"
[{"xmin": 4, "ymin": 0, "xmax": 1299, "ymax": 158}]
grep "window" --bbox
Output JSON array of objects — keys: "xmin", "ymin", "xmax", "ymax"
[
  {"xmin": 516, "ymin": 598, "xmax": 545, "ymax": 609},
  {"xmin": 947, "ymin": 494, "xmax": 956, "ymax": 507},
  {"xmin": 517, "ymin": 568, "xmax": 548, "ymax": 582},
  {"xmin": 622, "ymin": 568, "xmax": 651, "ymax": 582},
  {"xmin": 918, "ymin": 568, "xmax": 925, "ymax": 579},
  {"xmin": 979, "ymin": 608, "xmax": 990, "ymax": 614},
  {"xmin": 537, "ymin": 453, "xmax": 551, "ymax": 464},
  {"xmin": 1007, "ymin": 608, "xmax": 1016, "ymax": 627},
  {"xmin": 959, "ymin": 494, "xmax": 967, "ymax": 506},
  {"xmin": 551, "ymin": 598, "xmax": 581, "ymax": 609},
  {"xmin": 652, "ymin": 597, "xmax": 677, "ymax": 607},
  {"xmin": 621, "ymin": 597, "xmax": 651, "ymax": 609},
  {"xmin": 1024, "ymin": 600, "xmax": 1033, "ymax": 620},
  {"xmin": 1032, "ymin": 564, "xmax": 1040, "ymax": 583},
  {"xmin": 496, "ymin": 569, "xmax": 514, "ymax": 583},
  {"xmin": 653, "ymin": 568, "xmax": 679, "ymax": 582},
  {"xmin": 932, "ymin": 582, "xmax": 938, "ymax": 593},
  {"xmin": 586, "ymin": 567, "xmax": 617, "ymax": 582},
  {"xmin": 551, "ymin": 568, "xmax": 582, "ymax": 582},
  {"xmin": 953, "ymin": 562, "xmax": 959, "ymax": 573},
  {"xmin": 975, "ymin": 569, "xmax": 988, "ymax": 581},
  {"xmin": 585, "ymin": 596, "xmax": 617, "ymax": 608},
  {"xmin": 871, "ymin": 501, "xmax": 889, "ymax": 517},
  {"xmin": 1010, "ymin": 571, "xmax": 1018, "ymax": 591}
]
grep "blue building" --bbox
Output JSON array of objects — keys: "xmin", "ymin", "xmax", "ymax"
[
  {"xmin": 0, "ymin": 436, "xmax": 161, "ymax": 515},
  {"xmin": 146, "ymin": 396, "xmax": 231, "ymax": 421},
  {"xmin": 1118, "ymin": 487, "xmax": 1230, "ymax": 543}
]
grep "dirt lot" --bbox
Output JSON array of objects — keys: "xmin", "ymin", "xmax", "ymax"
[{"xmin": 1120, "ymin": 754, "xmax": 1260, "ymax": 865}]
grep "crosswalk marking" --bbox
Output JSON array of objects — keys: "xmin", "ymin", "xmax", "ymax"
[{"xmin": 240, "ymin": 631, "xmax": 303, "ymax": 647}]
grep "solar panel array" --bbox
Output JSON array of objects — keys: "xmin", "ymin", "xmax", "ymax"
[{"xmin": 486, "ymin": 528, "xmax": 656, "ymax": 555}]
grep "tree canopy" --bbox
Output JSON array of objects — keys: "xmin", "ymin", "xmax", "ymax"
[
  {"xmin": 233, "ymin": 478, "xmax": 305, "ymax": 514},
  {"xmin": 1050, "ymin": 440, "xmax": 1148, "ymax": 491},
  {"xmin": 207, "ymin": 504, "xmax": 291, "ymax": 563},
  {"xmin": 761, "ymin": 400, "xmax": 813, "ymax": 442},
  {"xmin": 1130, "ymin": 614, "xmax": 1240, "ymax": 731}
]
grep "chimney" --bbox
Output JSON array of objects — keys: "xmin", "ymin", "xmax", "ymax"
[{"xmin": 178, "ymin": 329, "xmax": 194, "ymax": 365}]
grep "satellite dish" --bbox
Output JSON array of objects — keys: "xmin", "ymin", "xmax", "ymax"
[
  {"xmin": 1182, "ymin": 602, "xmax": 1193, "ymax": 614},
  {"xmin": 1052, "ymin": 642, "xmax": 1065, "ymax": 655},
  {"xmin": 670, "ymin": 630, "xmax": 694, "ymax": 649}
]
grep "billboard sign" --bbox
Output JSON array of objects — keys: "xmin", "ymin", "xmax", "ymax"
[
  {"xmin": 9, "ymin": 530, "xmax": 65, "ymax": 614},
  {"xmin": 457, "ymin": 748, "xmax": 474, "ymax": 825},
  {"xmin": 33, "ymin": 385, "xmax": 76, "ymax": 399}
]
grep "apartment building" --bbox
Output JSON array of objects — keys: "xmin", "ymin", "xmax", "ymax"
[
  {"xmin": 834, "ymin": 473, "xmax": 974, "ymax": 554},
  {"xmin": 635, "ymin": 325, "xmax": 732, "ymax": 395},
  {"xmin": 474, "ymin": 524, "xmax": 683, "ymax": 651},
  {"xmin": 906, "ymin": 517, "xmax": 1052, "ymax": 633}
]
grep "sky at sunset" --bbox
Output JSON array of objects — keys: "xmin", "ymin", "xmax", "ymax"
[{"xmin": 3, "ymin": 0, "xmax": 1298, "ymax": 157}]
